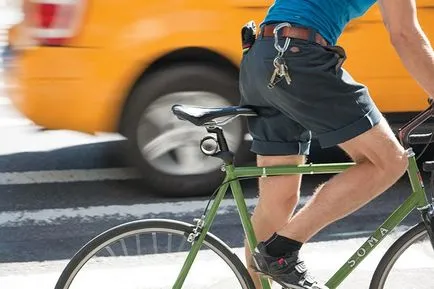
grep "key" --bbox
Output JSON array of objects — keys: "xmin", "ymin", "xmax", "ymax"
[
  {"xmin": 283, "ymin": 71, "xmax": 291, "ymax": 85},
  {"xmin": 268, "ymin": 67, "xmax": 280, "ymax": 89},
  {"xmin": 281, "ymin": 65, "xmax": 291, "ymax": 85},
  {"xmin": 276, "ymin": 58, "xmax": 291, "ymax": 85}
]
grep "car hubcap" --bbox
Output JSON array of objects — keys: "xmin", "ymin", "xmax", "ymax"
[{"xmin": 137, "ymin": 91, "xmax": 242, "ymax": 175}]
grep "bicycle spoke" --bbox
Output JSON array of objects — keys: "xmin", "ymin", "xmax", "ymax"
[
  {"xmin": 178, "ymin": 237, "xmax": 186, "ymax": 252},
  {"xmin": 136, "ymin": 234, "xmax": 141, "ymax": 255},
  {"xmin": 120, "ymin": 239, "xmax": 128, "ymax": 256},
  {"xmin": 105, "ymin": 245, "xmax": 115, "ymax": 257},
  {"xmin": 152, "ymin": 232, "xmax": 158, "ymax": 254},
  {"xmin": 168, "ymin": 233, "xmax": 172, "ymax": 253}
]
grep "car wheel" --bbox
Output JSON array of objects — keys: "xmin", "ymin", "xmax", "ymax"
[{"xmin": 121, "ymin": 64, "xmax": 250, "ymax": 197}]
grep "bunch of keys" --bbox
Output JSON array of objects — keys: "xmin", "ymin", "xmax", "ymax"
[
  {"xmin": 268, "ymin": 23, "xmax": 293, "ymax": 89},
  {"xmin": 268, "ymin": 56, "xmax": 292, "ymax": 89}
]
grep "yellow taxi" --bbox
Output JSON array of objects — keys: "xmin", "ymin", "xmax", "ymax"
[{"xmin": 3, "ymin": 0, "xmax": 434, "ymax": 197}]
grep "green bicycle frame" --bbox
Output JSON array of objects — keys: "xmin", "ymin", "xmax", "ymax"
[{"xmin": 172, "ymin": 148, "xmax": 429, "ymax": 289}]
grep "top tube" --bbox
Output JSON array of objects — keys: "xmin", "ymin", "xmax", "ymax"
[{"xmin": 233, "ymin": 162, "xmax": 354, "ymax": 178}]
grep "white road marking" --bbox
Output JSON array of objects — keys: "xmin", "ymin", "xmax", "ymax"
[
  {"xmin": 0, "ymin": 129, "xmax": 126, "ymax": 155},
  {"xmin": 0, "ymin": 117, "xmax": 32, "ymax": 127},
  {"xmin": 0, "ymin": 167, "xmax": 142, "ymax": 185},
  {"xmin": 0, "ymin": 196, "xmax": 310, "ymax": 227}
]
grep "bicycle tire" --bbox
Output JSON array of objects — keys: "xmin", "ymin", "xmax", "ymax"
[
  {"xmin": 369, "ymin": 222, "xmax": 432, "ymax": 288},
  {"xmin": 54, "ymin": 219, "xmax": 255, "ymax": 289}
]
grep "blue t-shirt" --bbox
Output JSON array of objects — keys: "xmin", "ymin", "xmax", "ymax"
[{"xmin": 263, "ymin": 0, "xmax": 377, "ymax": 45}]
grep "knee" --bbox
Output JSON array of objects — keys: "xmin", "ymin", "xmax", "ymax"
[
  {"xmin": 341, "ymin": 119, "xmax": 409, "ymax": 179},
  {"xmin": 349, "ymin": 145, "xmax": 408, "ymax": 179},
  {"xmin": 387, "ymin": 149, "xmax": 408, "ymax": 178},
  {"xmin": 362, "ymin": 147, "xmax": 408, "ymax": 179},
  {"xmin": 376, "ymin": 142, "xmax": 408, "ymax": 177}
]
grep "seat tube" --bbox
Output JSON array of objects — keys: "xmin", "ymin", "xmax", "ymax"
[
  {"xmin": 226, "ymin": 165, "xmax": 257, "ymax": 249},
  {"xmin": 226, "ymin": 164, "xmax": 272, "ymax": 289}
]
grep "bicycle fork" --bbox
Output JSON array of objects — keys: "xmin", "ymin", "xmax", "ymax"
[
  {"xmin": 420, "ymin": 203, "xmax": 434, "ymax": 250},
  {"xmin": 418, "ymin": 169, "xmax": 434, "ymax": 250}
]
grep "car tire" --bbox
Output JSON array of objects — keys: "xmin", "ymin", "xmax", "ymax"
[{"xmin": 121, "ymin": 64, "xmax": 250, "ymax": 197}]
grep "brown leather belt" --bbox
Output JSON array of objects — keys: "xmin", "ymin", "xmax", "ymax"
[{"xmin": 261, "ymin": 24, "xmax": 328, "ymax": 47}]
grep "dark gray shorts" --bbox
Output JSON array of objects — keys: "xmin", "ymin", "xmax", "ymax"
[{"xmin": 239, "ymin": 33, "xmax": 383, "ymax": 156}]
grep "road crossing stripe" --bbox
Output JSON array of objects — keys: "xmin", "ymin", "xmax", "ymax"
[
  {"xmin": 0, "ymin": 196, "xmax": 310, "ymax": 227},
  {"xmin": 0, "ymin": 168, "xmax": 142, "ymax": 185}
]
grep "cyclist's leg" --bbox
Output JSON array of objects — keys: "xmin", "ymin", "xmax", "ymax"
[
  {"xmin": 246, "ymin": 154, "xmax": 305, "ymax": 289},
  {"xmin": 277, "ymin": 117, "xmax": 408, "ymax": 242},
  {"xmin": 239, "ymin": 108, "xmax": 311, "ymax": 288},
  {"xmin": 240, "ymin": 36, "xmax": 408, "ymax": 288},
  {"xmin": 239, "ymin": 34, "xmax": 325, "ymax": 288},
  {"xmin": 242, "ymin": 41, "xmax": 409, "ymax": 243}
]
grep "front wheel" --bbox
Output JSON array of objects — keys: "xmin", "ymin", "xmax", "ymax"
[
  {"xmin": 55, "ymin": 219, "xmax": 255, "ymax": 289},
  {"xmin": 370, "ymin": 223, "xmax": 434, "ymax": 289}
]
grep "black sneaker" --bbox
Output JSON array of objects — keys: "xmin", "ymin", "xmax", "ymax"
[{"xmin": 251, "ymin": 242, "xmax": 328, "ymax": 289}]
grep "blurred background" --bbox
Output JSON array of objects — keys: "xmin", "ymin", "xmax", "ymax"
[{"xmin": 0, "ymin": 1, "xmax": 433, "ymax": 288}]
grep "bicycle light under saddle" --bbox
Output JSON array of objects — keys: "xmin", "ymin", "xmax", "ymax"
[{"xmin": 200, "ymin": 135, "xmax": 219, "ymax": 156}]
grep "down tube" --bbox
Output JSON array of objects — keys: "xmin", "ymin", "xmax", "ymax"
[
  {"xmin": 325, "ymin": 194, "xmax": 418, "ymax": 289},
  {"xmin": 172, "ymin": 177, "xmax": 230, "ymax": 289}
]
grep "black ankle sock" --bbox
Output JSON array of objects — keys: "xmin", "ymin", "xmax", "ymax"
[{"xmin": 264, "ymin": 233, "xmax": 303, "ymax": 257}]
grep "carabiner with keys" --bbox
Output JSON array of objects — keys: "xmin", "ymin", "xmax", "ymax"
[{"xmin": 267, "ymin": 22, "xmax": 292, "ymax": 89}]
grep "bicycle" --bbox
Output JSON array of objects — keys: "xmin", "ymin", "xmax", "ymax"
[{"xmin": 54, "ymin": 99, "xmax": 434, "ymax": 289}]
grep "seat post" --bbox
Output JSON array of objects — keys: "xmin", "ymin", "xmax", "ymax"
[{"xmin": 206, "ymin": 126, "xmax": 234, "ymax": 165}]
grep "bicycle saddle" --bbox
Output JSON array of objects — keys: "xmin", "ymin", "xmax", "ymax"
[{"xmin": 171, "ymin": 104, "xmax": 257, "ymax": 126}]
